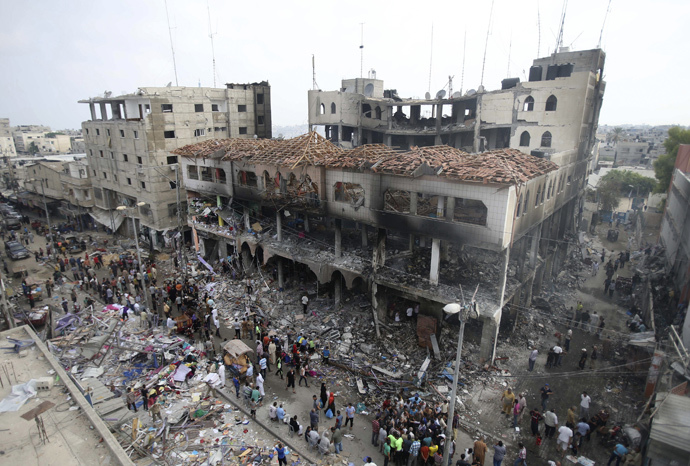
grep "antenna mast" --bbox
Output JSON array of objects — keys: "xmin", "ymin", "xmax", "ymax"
[
  {"xmin": 480, "ymin": 0, "xmax": 495, "ymax": 87},
  {"xmin": 359, "ymin": 23, "xmax": 364, "ymax": 79},
  {"xmin": 207, "ymin": 0, "xmax": 217, "ymax": 87},
  {"xmin": 506, "ymin": 33, "xmax": 512, "ymax": 78},
  {"xmin": 427, "ymin": 23, "xmax": 434, "ymax": 94},
  {"xmin": 164, "ymin": 0, "xmax": 179, "ymax": 86},
  {"xmin": 537, "ymin": 1, "xmax": 541, "ymax": 56},
  {"xmin": 460, "ymin": 30, "xmax": 466, "ymax": 95},
  {"xmin": 597, "ymin": 0, "xmax": 612, "ymax": 48},
  {"xmin": 555, "ymin": 0, "xmax": 569, "ymax": 53},
  {"xmin": 312, "ymin": 55, "xmax": 319, "ymax": 90}
]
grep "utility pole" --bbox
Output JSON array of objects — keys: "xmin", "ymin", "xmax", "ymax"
[
  {"xmin": 37, "ymin": 179, "xmax": 52, "ymax": 235},
  {"xmin": 117, "ymin": 204, "xmax": 153, "ymax": 314}
]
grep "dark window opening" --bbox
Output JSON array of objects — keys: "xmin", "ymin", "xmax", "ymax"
[
  {"xmin": 516, "ymin": 194, "xmax": 522, "ymax": 217},
  {"xmin": 195, "ymin": 104, "xmax": 204, "ymax": 112},
  {"xmin": 523, "ymin": 191, "xmax": 529, "ymax": 215},
  {"xmin": 334, "ymin": 182, "xmax": 364, "ymax": 206},
  {"xmin": 123, "ymin": 154, "xmax": 128, "ymax": 162},
  {"xmin": 137, "ymin": 156, "xmax": 143, "ymax": 165},
  {"xmin": 216, "ymin": 168, "xmax": 227, "ymax": 184},
  {"xmin": 545, "ymin": 95, "xmax": 558, "ymax": 111},
  {"xmin": 169, "ymin": 181, "xmax": 177, "ymax": 189},
  {"xmin": 238, "ymin": 170, "xmax": 257, "ymax": 187},
  {"xmin": 362, "ymin": 104, "xmax": 372, "ymax": 118},
  {"xmin": 141, "ymin": 181, "xmax": 146, "ymax": 189},
  {"xmin": 239, "ymin": 127, "xmax": 248, "ymax": 135},
  {"xmin": 194, "ymin": 128, "xmax": 205, "ymax": 137},
  {"xmin": 519, "ymin": 131, "xmax": 530, "ymax": 146},
  {"xmin": 375, "ymin": 106, "xmax": 382, "ymax": 120},
  {"xmin": 212, "ymin": 104, "xmax": 219, "ymax": 112},
  {"xmin": 523, "ymin": 96, "xmax": 534, "ymax": 112},
  {"xmin": 119, "ymin": 129, "xmax": 125, "ymax": 137},
  {"xmin": 541, "ymin": 131, "xmax": 552, "ymax": 148},
  {"xmin": 167, "ymin": 156, "xmax": 178, "ymax": 165},
  {"xmin": 96, "ymin": 129, "xmax": 100, "ymax": 136},
  {"xmin": 164, "ymin": 130, "xmax": 175, "ymax": 139},
  {"xmin": 161, "ymin": 104, "xmax": 173, "ymax": 113},
  {"xmin": 256, "ymin": 94, "xmax": 264, "ymax": 105},
  {"xmin": 257, "ymin": 116, "xmax": 265, "ymax": 126},
  {"xmin": 200, "ymin": 167, "xmax": 212, "ymax": 182},
  {"xmin": 127, "ymin": 178, "xmax": 132, "ymax": 185},
  {"xmin": 330, "ymin": 102, "xmax": 336, "ymax": 114},
  {"xmin": 238, "ymin": 105, "xmax": 247, "ymax": 112},
  {"xmin": 384, "ymin": 189, "xmax": 411, "ymax": 213},
  {"xmin": 188, "ymin": 165, "xmax": 198, "ymax": 180},
  {"xmin": 453, "ymin": 198, "xmax": 488, "ymax": 226}
]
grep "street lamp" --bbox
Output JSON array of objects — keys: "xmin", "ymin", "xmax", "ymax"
[
  {"xmin": 26, "ymin": 178, "xmax": 52, "ymax": 235},
  {"xmin": 441, "ymin": 301, "xmax": 477, "ymax": 464},
  {"xmin": 116, "ymin": 202, "xmax": 153, "ymax": 314}
]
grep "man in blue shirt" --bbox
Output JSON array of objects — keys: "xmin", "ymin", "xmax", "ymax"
[
  {"xmin": 607, "ymin": 444, "xmax": 628, "ymax": 466},
  {"xmin": 276, "ymin": 404, "xmax": 286, "ymax": 423},
  {"xmin": 345, "ymin": 403, "xmax": 356, "ymax": 429},
  {"xmin": 274, "ymin": 443, "xmax": 287, "ymax": 466}
]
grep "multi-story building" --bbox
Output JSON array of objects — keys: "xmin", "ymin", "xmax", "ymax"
[
  {"xmin": 659, "ymin": 145, "xmax": 690, "ymax": 348},
  {"xmin": 79, "ymin": 83, "xmax": 271, "ymax": 247},
  {"xmin": 36, "ymin": 133, "xmax": 73, "ymax": 154},
  {"xmin": 0, "ymin": 118, "xmax": 17, "ymax": 158},
  {"xmin": 13, "ymin": 130, "xmax": 46, "ymax": 154}
]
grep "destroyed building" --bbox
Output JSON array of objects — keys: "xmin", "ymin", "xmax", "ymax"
[
  {"xmin": 173, "ymin": 132, "xmax": 592, "ymax": 363},
  {"xmin": 79, "ymin": 83, "xmax": 272, "ymax": 248}
]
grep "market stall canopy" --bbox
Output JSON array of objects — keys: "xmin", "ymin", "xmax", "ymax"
[
  {"xmin": 89, "ymin": 208, "xmax": 125, "ymax": 231},
  {"xmin": 223, "ymin": 339, "xmax": 253, "ymax": 359}
]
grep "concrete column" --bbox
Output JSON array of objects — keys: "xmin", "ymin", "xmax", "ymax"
[
  {"xmin": 410, "ymin": 192, "xmax": 418, "ymax": 215},
  {"xmin": 276, "ymin": 211, "xmax": 282, "ymax": 242},
  {"xmin": 372, "ymin": 228, "xmax": 387, "ymax": 271},
  {"xmin": 361, "ymin": 224, "xmax": 368, "ymax": 247},
  {"xmin": 384, "ymin": 134, "xmax": 392, "ymax": 146},
  {"xmin": 497, "ymin": 247, "xmax": 511, "ymax": 306},
  {"xmin": 277, "ymin": 258, "xmax": 284, "ymax": 290},
  {"xmin": 442, "ymin": 197, "xmax": 455, "ymax": 260},
  {"xmin": 479, "ymin": 313, "xmax": 500, "ymax": 364},
  {"xmin": 243, "ymin": 207, "xmax": 250, "ymax": 230},
  {"xmin": 529, "ymin": 226, "xmax": 541, "ymax": 268},
  {"xmin": 334, "ymin": 219, "xmax": 342, "ymax": 258},
  {"xmin": 370, "ymin": 282, "xmax": 382, "ymax": 337},
  {"xmin": 409, "ymin": 234, "xmax": 415, "ymax": 251},
  {"xmin": 338, "ymin": 125, "xmax": 343, "ymax": 143},
  {"xmin": 242, "ymin": 248, "xmax": 252, "ymax": 273},
  {"xmin": 523, "ymin": 276, "xmax": 535, "ymax": 308},
  {"xmin": 517, "ymin": 237, "xmax": 528, "ymax": 280},
  {"xmin": 473, "ymin": 95, "xmax": 482, "ymax": 153},
  {"xmin": 334, "ymin": 275, "xmax": 342, "ymax": 308},
  {"xmin": 218, "ymin": 241, "xmax": 228, "ymax": 262},
  {"xmin": 434, "ymin": 103, "xmax": 443, "ymax": 145},
  {"xmin": 304, "ymin": 215, "xmax": 310, "ymax": 233},
  {"xmin": 99, "ymin": 102, "xmax": 107, "ymax": 120},
  {"xmin": 430, "ymin": 238, "xmax": 441, "ymax": 285},
  {"xmin": 420, "ymin": 236, "xmax": 426, "ymax": 247},
  {"xmin": 89, "ymin": 103, "xmax": 97, "ymax": 121}
]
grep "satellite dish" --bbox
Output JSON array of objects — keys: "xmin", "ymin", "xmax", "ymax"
[
  {"xmin": 435, "ymin": 89, "xmax": 446, "ymax": 99},
  {"xmin": 452, "ymin": 91, "xmax": 462, "ymax": 98},
  {"xmin": 424, "ymin": 92, "xmax": 431, "ymax": 100},
  {"xmin": 443, "ymin": 303, "xmax": 462, "ymax": 314},
  {"xmin": 466, "ymin": 89, "xmax": 477, "ymax": 96},
  {"xmin": 364, "ymin": 83, "xmax": 374, "ymax": 97}
]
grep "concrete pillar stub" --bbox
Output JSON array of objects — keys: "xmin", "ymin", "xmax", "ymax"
[
  {"xmin": 277, "ymin": 258, "xmax": 284, "ymax": 290},
  {"xmin": 334, "ymin": 276, "xmax": 342, "ymax": 308},
  {"xmin": 335, "ymin": 219, "xmax": 342, "ymax": 258},
  {"xmin": 430, "ymin": 238, "xmax": 441, "ymax": 285},
  {"xmin": 479, "ymin": 312, "xmax": 500, "ymax": 364},
  {"xmin": 410, "ymin": 192, "xmax": 418, "ymax": 215},
  {"xmin": 276, "ymin": 211, "xmax": 282, "ymax": 242},
  {"xmin": 361, "ymin": 224, "xmax": 368, "ymax": 247},
  {"xmin": 304, "ymin": 215, "xmax": 310, "ymax": 233}
]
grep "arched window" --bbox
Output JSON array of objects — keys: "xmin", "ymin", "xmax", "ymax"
[
  {"xmin": 519, "ymin": 131, "xmax": 530, "ymax": 146},
  {"xmin": 541, "ymin": 184, "xmax": 546, "ymax": 203},
  {"xmin": 523, "ymin": 191, "xmax": 529, "ymax": 215},
  {"xmin": 319, "ymin": 103, "xmax": 325, "ymax": 115},
  {"xmin": 535, "ymin": 185, "xmax": 541, "ymax": 207},
  {"xmin": 516, "ymin": 194, "xmax": 522, "ymax": 217},
  {"xmin": 362, "ymin": 103, "xmax": 372, "ymax": 118},
  {"xmin": 545, "ymin": 95, "xmax": 557, "ymax": 111},
  {"xmin": 547, "ymin": 180, "xmax": 552, "ymax": 199},
  {"xmin": 541, "ymin": 131, "xmax": 552, "ymax": 147},
  {"xmin": 375, "ymin": 106, "xmax": 382, "ymax": 120},
  {"xmin": 523, "ymin": 96, "xmax": 534, "ymax": 111},
  {"xmin": 330, "ymin": 102, "xmax": 336, "ymax": 114}
]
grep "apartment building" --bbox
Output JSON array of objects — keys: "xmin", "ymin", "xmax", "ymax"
[
  {"xmin": 79, "ymin": 83, "xmax": 271, "ymax": 247},
  {"xmin": 0, "ymin": 118, "xmax": 17, "ymax": 158}
]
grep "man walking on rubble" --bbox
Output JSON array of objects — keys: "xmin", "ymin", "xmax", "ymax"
[
  {"xmin": 528, "ymin": 348, "xmax": 538, "ymax": 372},
  {"xmin": 302, "ymin": 294, "xmax": 309, "ymax": 314}
]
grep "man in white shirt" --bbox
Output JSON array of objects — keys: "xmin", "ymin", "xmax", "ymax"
[
  {"xmin": 528, "ymin": 348, "xmax": 538, "ymax": 372},
  {"xmin": 544, "ymin": 409, "xmax": 558, "ymax": 438},
  {"xmin": 553, "ymin": 345, "xmax": 564, "ymax": 366},
  {"xmin": 167, "ymin": 316, "xmax": 176, "ymax": 336},
  {"xmin": 301, "ymin": 295, "xmax": 309, "ymax": 314},
  {"xmin": 580, "ymin": 391, "xmax": 591, "ymax": 419},
  {"xmin": 217, "ymin": 363, "xmax": 225, "ymax": 389},
  {"xmin": 203, "ymin": 372, "xmax": 221, "ymax": 397},
  {"xmin": 406, "ymin": 307, "xmax": 414, "ymax": 320},
  {"xmin": 556, "ymin": 425, "xmax": 573, "ymax": 457}
]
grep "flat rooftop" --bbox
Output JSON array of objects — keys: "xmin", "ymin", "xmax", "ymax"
[{"xmin": 0, "ymin": 326, "xmax": 131, "ymax": 465}]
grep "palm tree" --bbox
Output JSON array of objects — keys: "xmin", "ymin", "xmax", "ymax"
[{"xmin": 608, "ymin": 127, "xmax": 624, "ymax": 145}]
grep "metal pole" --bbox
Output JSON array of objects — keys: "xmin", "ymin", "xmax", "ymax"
[
  {"xmin": 129, "ymin": 208, "xmax": 153, "ymax": 313},
  {"xmin": 442, "ymin": 315, "xmax": 466, "ymax": 464},
  {"xmin": 174, "ymin": 165, "xmax": 187, "ymax": 280},
  {"xmin": 38, "ymin": 180, "xmax": 52, "ymax": 234}
]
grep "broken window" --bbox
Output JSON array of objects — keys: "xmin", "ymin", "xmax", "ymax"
[
  {"xmin": 123, "ymin": 154, "xmax": 128, "ymax": 162},
  {"xmin": 384, "ymin": 189, "xmax": 411, "ymax": 213},
  {"xmin": 164, "ymin": 130, "xmax": 176, "ymax": 139},
  {"xmin": 216, "ymin": 168, "xmax": 227, "ymax": 184},
  {"xmin": 195, "ymin": 104, "xmax": 204, "ymax": 112},
  {"xmin": 238, "ymin": 170, "xmax": 258, "ymax": 187},
  {"xmin": 133, "ymin": 130, "xmax": 139, "ymax": 139},
  {"xmin": 99, "ymin": 150, "xmax": 104, "ymax": 157},
  {"xmin": 545, "ymin": 95, "xmax": 558, "ymax": 111},
  {"xmin": 93, "ymin": 188, "xmax": 102, "ymax": 200},
  {"xmin": 523, "ymin": 96, "xmax": 534, "ymax": 112},
  {"xmin": 256, "ymin": 94, "xmax": 264, "ymax": 105},
  {"xmin": 137, "ymin": 156, "xmax": 143, "ymax": 165},
  {"xmin": 200, "ymin": 167, "xmax": 213, "ymax": 182},
  {"xmin": 161, "ymin": 104, "xmax": 173, "ymax": 113},
  {"xmin": 127, "ymin": 178, "xmax": 132, "ymax": 185},
  {"xmin": 516, "ymin": 194, "xmax": 522, "ymax": 217},
  {"xmin": 103, "ymin": 172, "xmax": 107, "ymax": 179},
  {"xmin": 319, "ymin": 103, "xmax": 325, "ymax": 115},
  {"xmin": 141, "ymin": 181, "xmax": 146, "ymax": 189},
  {"xmin": 416, "ymin": 194, "xmax": 442, "ymax": 218},
  {"xmin": 519, "ymin": 131, "xmax": 530, "ymax": 146},
  {"xmin": 453, "ymin": 198, "xmax": 487, "ymax": 226},
  {"xmin": 238, "ymin": 105, "xmax": 247, "ymax": 112},
  {"xmin": 362, "ymin": 104, "xmax": 372, "ymax": 118},
  {"xmin": 331, "ymin": 103, "xmax": 336, "ymax": 114},
  {"xmin": 167, "ymin": 155, "xmax": 178, "ymax": 165},
  {"xmin": 540, "ymin": 131, "xmax": 552, "ymax": 148},
  {"xmin": 194, "ymin": 128, "xmax": 206, "ymax": 137},
  {"xmin": 334, "ymin": 182, "xmax": 364, "ymax": 206},
  {"xmin": 188, "ymin": 165, "xmax": 198, "ymax": 180},
  {"xmin": 375, "ymin": 106, "xmax": 382, "ymax": 120},
  {"xmin": 96, "ymin": 128, "xmax": 100, "ymax": 136}
]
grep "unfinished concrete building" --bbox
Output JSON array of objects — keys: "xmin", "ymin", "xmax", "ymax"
[
  {"xmin": 173, "ymin": 132, "xmax": 595, "ymax": 362},
  {"xmin": 79, "ymin": 83, "xmax": 271, "ymax": 247}
]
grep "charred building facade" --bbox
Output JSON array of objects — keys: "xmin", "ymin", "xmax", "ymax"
[{"xmin": 175, "ymin": 131, "xmax": 592, "ymax": 363}]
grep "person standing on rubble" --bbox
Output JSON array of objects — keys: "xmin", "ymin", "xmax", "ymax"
[
  {"xmin": 578, "ymin": 349, "xmax": 588, "ymax": 370},
  {"xmin": 302, "ymin": 294, "xmax": 309, "ymax": 314},
  {"xmin": 286, "ymin": 367, "xmax": 296, "ymax": 394},
  {"xmin": 565, "ymin": 329, "xmax": 572, "ymax": 352},
  {"xmin": 501, "ymin": 388, "xmax": 515, "ymax": 416},
  {"xmin": 543, "ymin": 408, "xmax": 558, "ymax": 439},
  {"xmin": 126, "ymin": 387, "xmax": 138, "ymax": 412},
  {"xmin": 540, "ymin": 384, "xmax": 553, "ymax": 411},
  {"xmin": 528, "ymin": 348, "xmax": 538, "ymax": 372}
]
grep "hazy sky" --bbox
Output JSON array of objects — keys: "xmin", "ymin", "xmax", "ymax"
[{"xmin": 2, "ymin": 0, "xmax": 688, "ymax": 131}]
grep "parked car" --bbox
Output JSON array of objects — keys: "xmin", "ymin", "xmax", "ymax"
[
  {"xmin": 4, "ymin": 240, "xmax": 30, "ymax": 260},
  {"xmin": 3, "ymin": 218, "xmax": 21, "ymax": 230}
]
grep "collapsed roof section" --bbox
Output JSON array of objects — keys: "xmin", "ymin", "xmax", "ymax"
[{"xmin": 173, "ymin": 132, "xmax": 558, "ymax": 186}]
